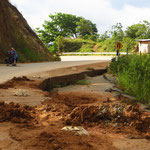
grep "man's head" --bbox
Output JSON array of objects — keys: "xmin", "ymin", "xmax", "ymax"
[{"xmin": 11, "ymin": 48, "xmax": 14, "ymax": 51}]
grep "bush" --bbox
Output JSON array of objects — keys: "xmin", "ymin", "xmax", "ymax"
[
  {"xmin": 56, "ymin": 37, "xmax": 96, "ymax": 52},
  {"xmin": 109, "ymin": 54, "xmax": 150, "ymax": 105}
]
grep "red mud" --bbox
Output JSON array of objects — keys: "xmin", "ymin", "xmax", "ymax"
[
  {"xmin": 0, "ymin": 101, "xmax": 35, "ymax": 123},
  {"xmin": 0, "ymin": 91, "xmax": 149, "ymax": 150}
]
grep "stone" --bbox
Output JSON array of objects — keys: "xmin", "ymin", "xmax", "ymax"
[
  {"xmin": 32, "ymin": 75, "xmax": 41, "ymax": 79},
  {"xmin": 15, "ymin": 89, "xmax": 30, "ymax": 97},
  {"xmin": 62, "ymin": 126, "xmax": 89, "ymax": 136},
  {"xmin": 71, "ymin": 67, "xmax": 77, "ymax": 71}
]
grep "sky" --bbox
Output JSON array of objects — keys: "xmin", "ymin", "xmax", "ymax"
[{"xmin": 9, "ymin": 0, "xmax": 150, "ymax": 34}]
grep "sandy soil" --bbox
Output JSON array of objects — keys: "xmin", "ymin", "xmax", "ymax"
[{"xmin": 0, "ymin": 62, "xmax": 149, "ymax": 150}]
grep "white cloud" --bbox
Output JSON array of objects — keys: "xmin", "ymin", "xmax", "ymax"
[
  {"xmin": 9, "ymin": 0, "xmax": 150, "ymax": 33},
  {"xmin": 115, "ymin": 5, "xmax": 150, "ymax": 30}
]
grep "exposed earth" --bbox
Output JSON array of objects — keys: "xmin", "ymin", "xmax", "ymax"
[{"xmin": 0, "ymin": 62, "xmax": 149, "ymax": 150}]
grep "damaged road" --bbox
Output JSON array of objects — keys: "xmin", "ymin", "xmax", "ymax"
[{"xmin": 0, "ymin": 62, "xmax": 149, "ymax": 150}]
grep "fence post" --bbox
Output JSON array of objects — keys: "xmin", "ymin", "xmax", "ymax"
[
  {"xmin": 116, "ymin": 49, "xmax": 119, "ymax": 61},
  {"xmin": 140, "ymin": 51, "xmax": 142, "ymax": 61}
]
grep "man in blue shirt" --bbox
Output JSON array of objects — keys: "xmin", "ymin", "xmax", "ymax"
[{"xmin": 11, "ymin": 48, "xmax": 18, "ymax": 66}]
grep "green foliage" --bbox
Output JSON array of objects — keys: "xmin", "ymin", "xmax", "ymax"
[
  {"xmin": 97, "ymin": 37, "xmax": 136, "ymax": 53},
  {"xmin": 98, "ymin": 31, "xmax": 110, "ymax": 42},
  {"xmin": 111, "ymin": 23, "xmax": 124, "ymax": 41},
  {"xmin": 55, "ymin": 36, "xmax": 66, "ymax": 52},
  {"xmin": 79, "ymin": 43, "xmax": 94, "ymax": 52},
  {"xmin": 15, "ymin": 35, "xmax": 44, "ymax": 62},
  {"xmin": 75, "ymin": 79, "xmax": 89, "ymax": 85},
  {"xmin": 17, "ymin": 46, "xmax": 40, "ymax": 62},
  {"xmin": 97, "ymin": 21, "xmax": 150, "ymax": 53},
  {"xmin": 101, "ymin": 38, "xmax": 116, "ymax": 52},
  {"xmin": 48, "ymin": 42, "xmax": 57, "ymax": 54},
  {"xmin": 36, "ymin": 13, "xmax": 80, "ymax": 45},
  {"xmin": 36, "ymin": 13, "xmax": 150, "ymax": 53},
  {"xmin": 36, "ymin": 12, "xmax": 98, "ymax": 46},
  {"xmin": 121, "ymin": 37, "xmax": 137, "ymax": 52},
  {"xmin": 109, "ymin": 54, "xmax": 150, "ymax": 104},
  {"xmin": 125, "ymin": 21, "xmax": 150, "ymax": 39},
  {"xmin": 55, "ymin": 37, "xmax": 95, "ymax": 52},
  {"xmin": 109, "ymin": 55, "xmax": 133, "ymax": 75},
  {"xmin": 82, "ymin": 34, "xmax": 98, "ymax": 41},
  {"xmin": 76, "ymin": 18, "xmax": 98, "ymax": 37}
]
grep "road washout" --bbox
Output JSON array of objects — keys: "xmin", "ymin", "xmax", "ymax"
[
  {"xmin": 0, "ymin": 90, "xmax": 149, "ymax": 150},
  {"xmin": 0, "ymin": 62, "xmax": 149, "ymax": 150}
]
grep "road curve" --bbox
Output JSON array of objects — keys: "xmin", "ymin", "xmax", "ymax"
[{"xmin": 0, "ymin": 56, "xmax": 112, "ymax": 83}]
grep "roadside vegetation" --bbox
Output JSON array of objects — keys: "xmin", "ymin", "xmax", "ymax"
[
  {"xmin": 109, "ymin": 54, "xmax": 150, "ymax": 105},
  {"xmin": 36, "ymin": 13, "xmax": 150, "ymax": 54},
  {"xmin": 75, "ymin": 79, "xmax": 89, "ymax": 85}
]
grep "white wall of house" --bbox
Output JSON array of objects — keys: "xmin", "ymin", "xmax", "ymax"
[{"xmin": 139, "ymin": 42, "xmax": 149, "ymax": 53}]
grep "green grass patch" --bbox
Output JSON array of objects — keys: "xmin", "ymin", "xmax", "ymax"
[
  {"xmin": 75, "ymin": 79, "xmax": 89, "ymax": 85},
  {"xmin": 109, "ymin": 54, "xmax": 150, "ymax": 105}
]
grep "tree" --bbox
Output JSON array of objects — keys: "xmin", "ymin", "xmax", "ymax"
[
  {"xmin": 125, "ymin": 21, "xmax": 150, "ymax": 39},
  {"xmin": 76, "ymin": 18, "xmax": 98, "ymax": 37},
  {"xmin": 122, "ymin": 37, "xmax": 137, "ymax": 52},
  {"xmin": 36, "ymin": 13, "xmax": 81, "ymax": 45},
  {"xmin": 98, "ymin": 31, "xmax": 110, "ymax": 42},
  {"xmin": 111, "ymin": 23, "xmax": 124, "ymax": 41},
  {"xmin": 36, "ymin": 13, "xmax": 98, "ymax": 47}
]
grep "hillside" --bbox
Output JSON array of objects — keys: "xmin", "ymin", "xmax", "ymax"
[{"xmin": 0, "ymin": 0, "xmax": 54, "ymax": 62}]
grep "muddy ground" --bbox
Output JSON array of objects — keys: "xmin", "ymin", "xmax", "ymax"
[{"xmin": 0, "ymin": 62, "xmax": 150, "ymax": 150}]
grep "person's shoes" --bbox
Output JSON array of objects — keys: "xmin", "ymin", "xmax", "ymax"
[{"xmin": 12, "ymin": 64, "xmax": 16, "ymax": 66}]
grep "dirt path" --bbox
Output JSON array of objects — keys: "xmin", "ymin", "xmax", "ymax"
[{"xmin": 0, "ymin": 61, "xmax": 149, "ymax": 150}]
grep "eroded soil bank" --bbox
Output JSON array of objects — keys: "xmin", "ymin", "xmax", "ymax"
[{"xmin": 0, "ymin": 62, "xmax": 149, "ymax": 150}]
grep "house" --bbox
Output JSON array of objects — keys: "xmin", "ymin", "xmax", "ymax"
[{"xmin": 137, "ymin": 39, "xmax": 150, "ymax": 53}]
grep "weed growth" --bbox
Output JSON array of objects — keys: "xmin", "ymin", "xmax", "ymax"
[
  {"xmin": 109, "ymin": 54, "xmax": 150, "ymax": 105},
  {"xmin": 75, "ymin": 80, "xmax": 89, "ymax": 85}
]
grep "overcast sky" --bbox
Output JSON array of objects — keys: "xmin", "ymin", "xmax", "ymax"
[{"xmin": 9, "ymin": 0, "xmax": 150, "ymax": 34}]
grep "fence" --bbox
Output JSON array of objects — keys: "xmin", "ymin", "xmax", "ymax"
[{"xmin": 61, "ymin": 52, "xmax": 129, "ymax": 55}]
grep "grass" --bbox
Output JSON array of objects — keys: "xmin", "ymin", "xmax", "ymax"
[
  {"xmin": 75, "ymin": 80, "xmax": 89, "ymax": 85},
  {"xmin": 109, "ymin": 54, "xmax": 150, "ymax": 105},
  {"xmin": 15, "ymin": 34, "xmax": 53, "ymax": 62}
]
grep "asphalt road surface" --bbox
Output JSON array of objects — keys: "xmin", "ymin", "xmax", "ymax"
[{"xmin": 0, "ymin": 56, "xmax": 112, "ymax": 83}]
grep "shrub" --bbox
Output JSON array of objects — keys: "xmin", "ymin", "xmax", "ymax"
[{"xmin": 56, "ymin": 37, "xmax": 96, "ymax": 52}]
